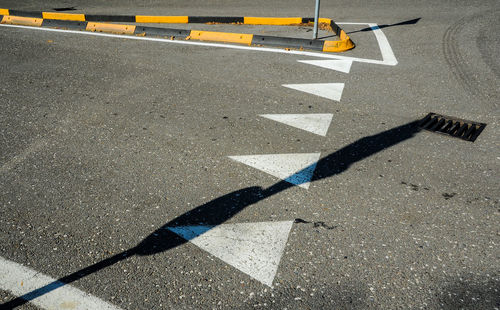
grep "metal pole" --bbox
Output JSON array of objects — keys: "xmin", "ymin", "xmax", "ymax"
[{"xmin": 313, "ymin": 0, "xmax": 320, "ymax": 39}]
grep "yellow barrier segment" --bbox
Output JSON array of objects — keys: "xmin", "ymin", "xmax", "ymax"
[
  {"xmin": 136, "ymin": 15, "xmax": 188, "ymax": 23},
  {"xmin": 0, "ymin": 10, "xmax": 354, "ymax": 53},
  {"xmin": 86, "ymin": 22, "xmax": 136, "ymax": 34},
  {"xmin": 0, "ymin": 15, "xmax": 43, "ymax": 27},
  {"xmin": 322, "ymin": 38, "xmax": 354, "ymax": 52},
  {"xmin": 42, "ymin": 12, "xmax": 85, "ymax": 21},
  {"xmin": 189, "ymin": 30, "xmax": 253, "ymax": 45},
  {"xmin": 244, "ymin": 17, "xmax": 302, "ymax": 25},
  {"xmin": 340, "ymin": 30, "xmax": 348, "ymax": 40}
]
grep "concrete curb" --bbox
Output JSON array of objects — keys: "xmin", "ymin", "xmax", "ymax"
[{"xmin": 0, "ymin": 9, "xmax": 354, "ymax": 52}]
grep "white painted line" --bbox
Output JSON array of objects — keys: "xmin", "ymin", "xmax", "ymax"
[
  {"xmin": 0, "ymin": 23, "xmax": 396, "ymax": 65},
  {"xmin": 328, "ymin": 23, "xmax": 398, "ymax": 66},
  {"xmin": 260, "ymin": 113, "xmax": 333, "ymax": 136},
  {"xmin": 297, "ymin": 59, "xmax": 353, "ymax": 73},
  {"xmin": 228, "ymin": 153, "xmax": 320, "ymax": 189},
  {"xmin": 368, "ymin": 24, "xmax": 398, "ymax": 66},
  {"xmin": 0, "ymin": 256, "xmax": 122, "ymax": 310},
  {"xmin": 167, "ymin": 221, "xmax": 294, "ymax": 287},
  {"xmin": 282, "ymin": 83, "xmax": 345, "ymax": 102}
]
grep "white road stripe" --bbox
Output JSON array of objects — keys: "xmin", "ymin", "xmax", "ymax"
[
  {"xmin": 0, "ymin": 23, "xmax": 397, "ymax": 65},
  {"xmin": 368, "ymin": 24, "xmax": 398, "ymax": 66},
  {"xmin": 0, "ymin": 256, "xmax": 122, "ymax": 310}
]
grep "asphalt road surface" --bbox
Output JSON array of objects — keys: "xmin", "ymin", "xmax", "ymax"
[{"xmin": 0, "ymin": 0, "xmax": 499, "ymax": 309}]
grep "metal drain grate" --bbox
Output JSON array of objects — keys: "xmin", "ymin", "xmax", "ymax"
[{"xmin": 418, "ymin": 113, "xmax": 486, "ymax": 142}]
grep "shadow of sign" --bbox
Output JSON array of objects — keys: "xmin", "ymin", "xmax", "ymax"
[{"xmin": 2, "ymin": 120, "xmax": 421, "ymax": 308}]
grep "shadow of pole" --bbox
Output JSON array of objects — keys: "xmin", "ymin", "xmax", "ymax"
[
  {"xmin": 2, "ymin": 120, "xmax": 421, "ymax": 308},
  {"xmin": 347, "ymin": 18, "xmax": 421, "ymax": 35}
]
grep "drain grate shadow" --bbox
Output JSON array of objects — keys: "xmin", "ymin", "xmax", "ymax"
[{"xmin": 418, "ymin": 113, "xmax": 486, "ymax": 142}]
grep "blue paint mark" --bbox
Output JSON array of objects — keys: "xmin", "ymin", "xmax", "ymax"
[
  {"xmin": 18, "ymin": 281, "xmax": 66, "ymax": 302},
  {"xmin": 167, "ymin": 226, "xmax": 214, "ymax": 240},
  {"xmin": 284, "ymin": 161, "xmax": 317, "ymax": 186}
]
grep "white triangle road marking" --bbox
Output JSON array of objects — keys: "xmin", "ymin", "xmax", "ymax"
[
  {"xmin": 297, "ymin": 59, "xmax": 353, "ymax": 73},
  {"xmin": 282, "ymin": 83, "xmax": 344, "ymax": 102},
  {"xmin": 260, "ymin": 113, "xmax": 333, "ymax": 136},
  {"xmin": 228, "ymin": 153, "xmax": 320, "ymax": 189},
  {"xmin": 167, "ymin": 221, "xmax": 294, "ymax": 287}
]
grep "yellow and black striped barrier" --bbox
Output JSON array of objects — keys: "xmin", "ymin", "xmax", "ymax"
[{"xmin": 0, "ymin": 8, "xmax": 354, "ymax": 53}]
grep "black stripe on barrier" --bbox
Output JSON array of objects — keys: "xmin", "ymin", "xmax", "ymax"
[
  {"xmin": 251, "ymin": 35, "xmax": 324, "ymax": 51},
  {"xmin": 9, "ymin": 10, "xmax": 43, "ymax": 18},
  {"xmin": 330, "ymin": 21, "xmax": 341, "ymax": 36},
  {"xmin": 134, "ymin": 26, "xmax": 190, "ymax": 38},
  {"xmin": 188, "ymin": 16, "xmax": 244, "ymax": 23},
  {"xmin": 41, "ymin": 19, "xmax": 87, "ymax": 30},
  {"xmin": 302, "ymin": 17, "xmax": 315, "ymax": 23},
  {"xmin": 2, "ymin": 11, "xmax": 352, "ymax": 52},
  {"xmin": 85, "ymin": 15, "xmax": 135, "ymax": 22}
]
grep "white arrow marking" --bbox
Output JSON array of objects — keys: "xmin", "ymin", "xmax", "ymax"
[
  {"xmin": 282, "ymin": 83, "xmax": 345, "ymax": 102},
  {"xmin": 228, "ymin": 153, "xmax": 320, "ymax": 189},
  {"xmin": 0, "ymin": 256, "xmax": 122, "ymax": 310},
  {"xmin": 260, "ymin": 113, "xmax": 333, "ymax": 136},
  {"xmin": 167, "ymin": 221, "xmax": 294, "ymax": 287},
  {"xmin": 297, "ymin": 59, "xmax": 353, "ymax": 73}
]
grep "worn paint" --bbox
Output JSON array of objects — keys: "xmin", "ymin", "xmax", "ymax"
[
  {"xmin": 86, "ymin": 22, "xmax": 136, "ymax": 34},
  {"xmin": 1, "ymin": 15, "xmax": 42, "ymax": 27},
  {"xmin": 189, "ymin": 30, "xmax": 253, "ymax": 45}
]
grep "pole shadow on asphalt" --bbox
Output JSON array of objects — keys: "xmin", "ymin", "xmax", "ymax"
[
  {"xmin": 2, "ymin": 120, "xmax": 421, "ymax": 308},
  {"xmin": 347, "ymin": 18, "xmax": 421, "ymax": 34},
  {"xmin": 318, "ymin": 18, "xmax": 421, "ymax": 40}
]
